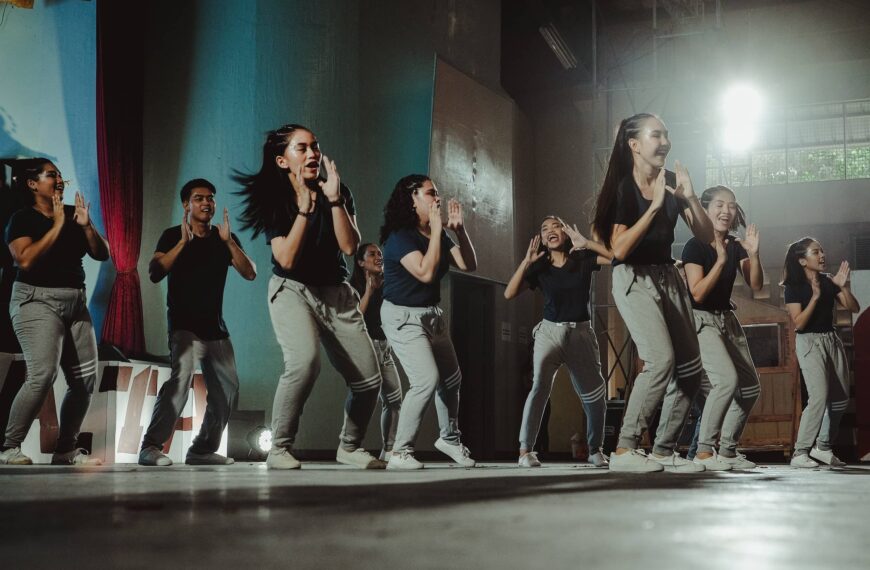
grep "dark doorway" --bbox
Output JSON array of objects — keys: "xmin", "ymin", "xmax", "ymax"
[{"xmin": 451, "ymin": 273, "xmax": 496, "ymax": 459}]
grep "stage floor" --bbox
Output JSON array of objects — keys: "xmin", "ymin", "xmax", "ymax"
[{"xmin": 1, "ymin": 461, "xmax": 867, "ymax": 569}]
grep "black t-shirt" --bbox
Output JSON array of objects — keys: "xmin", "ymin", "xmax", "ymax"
[
  {"xmin": 5, "ymin": 206, "xmax": 88, "ymax": 288},
  {"xmin": 783, "ymin": 274, "xmax": 841, "ymax": 334},
  {"xmin": 264, "ymin": 183, "xmax": 356, "ymax": 286},
  {"xmin": 382, "ymin": 228, "xmax": 456, "ymax": 307},
  {"xmin": 156, "ymin": 226, "xmax": 244, "ymax": 340},
  {"xmin": 681, "ymin": 236, "xmax": 748, "ymax": 311},
  {"xmin": 352, "ymin": 282, "xmax": 386, "ymax": 341},
  {"xmin": 525, "ymin": 249, "xmax": 600, "ymax": 322},
  {"xmin": 612, "ymin": 172, "xmax": 681, "ymax": 266}
]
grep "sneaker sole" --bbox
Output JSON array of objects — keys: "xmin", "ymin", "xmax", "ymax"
[{"xmin": 386, "ymin": 463, "xmax": 424, "ymax": 470}]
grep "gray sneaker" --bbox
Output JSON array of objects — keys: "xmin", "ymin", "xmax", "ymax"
[
  {"xmin": 336, "ymin": 447, "xmax": 386, "ymax": 469},
  {"xmin": 52, "ymin": 448, "xmax": 103, "ymax": 466},
  {"xmin": 790, "ymin": 453, "xmax": 819, "ymax": 469},
  {"xmin": 810, "ymin": 448, "xmax": 846, "ymax": 467},
  {"xmin": 588, "ymin": 450, "xmax": 610, "ymax": 468},
  {"xmin": 186, "ymin": 451, "xmax": 234, "ymax": 465},
  {"xmin": 608, "ymin": 449, "xmax": 664, "ymax": 473},
  {"xmin": 0, "ymin": 447, "xmax": 33, "ymax": 465},
  {"xmin": 434, "ymin": 438, "xmax": 476, "ymax": 467},
  {"xmin": 693, "ymin": 451, "xmax": 732, "ymax": 471},
  {"xmin": 719, "ymin": 452, "xmax": 756, "ymax": 470},
  {"xmin": 267, "ymin": 448, "xmax": 301, "ymax": 470},
  {"xmin": 650, "ymin": 451, "xmax": 705, "ymax": 473},
  {"xmin": 139, "ymin": 446, "xmax": 173, "ymax": 466}
]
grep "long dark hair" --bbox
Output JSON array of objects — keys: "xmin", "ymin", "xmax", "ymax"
[
  {"xmin": 11, "ymin": 157, "xmax": 53, "ymax": 207},
  {"xmin": 234, "ymin": 124, "xmax": 310, "ymax": 239},
  {"xmin": 780, "ymin": 236, "xmax": 818, "ymax": 288},
  {"xmin": 700, "ymin": 185, "xmax": 746, "ymax": 230},
  {"xmin": 379, "ymin": 174, "xmax": 430, "ymax": 244},
  {"xmin": 350, "ymin": 242, "xmax": 377, "ymax": 293},
  {"xmin": 592, "ymin": 113, "xmax": 658, "ymax": 248}
]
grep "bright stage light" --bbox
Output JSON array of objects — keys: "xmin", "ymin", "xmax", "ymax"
[
  {"xmin": 720, "ymin": 84, "xmax": 764, "ymax": 152},
  {"xmin": 246, "ymin": 425, "xmax": 272, "ymax": 455}
]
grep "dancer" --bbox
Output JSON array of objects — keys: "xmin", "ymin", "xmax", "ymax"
[
  {"xmin": 504, "ymin": 216, "xmax": 611, "ymax": 468},
  {"xmin": 350, "ymin": 243, "xmax": 402, "ymax": 461},
  {"xmin": 139, "ymin": 178, "xmax": 256, "ymax": 467},
  {"xmin": 0, "ymin": 158, "xmax": 109, "ymax": 465},
  {"xmin": 236, "ymin": 124, "xmax": 384, "ymax": 470},
  {"xmin": 379, "ymin": 174, "xmax": 477, "ymax": 469},
  {"xmin": 679, "ymin": 186, "xmax": 764, "ymax": 470},
  {"xmin": 591, "ymin": 113, "xmax": 714, "ymax": 472},
  {"xmin": 781, "ymin": 237, "xmax": 859, "ymax": 468}
]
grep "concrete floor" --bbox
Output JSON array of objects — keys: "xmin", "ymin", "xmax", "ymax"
[{"xmin": 0, "ymin": 461, "xmax": 867, "ymax": 570}]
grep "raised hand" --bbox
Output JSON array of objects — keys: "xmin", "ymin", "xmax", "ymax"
[
  {"xmin": 52, "ymin": 193, "xmax": 65, "ymax": 227},
  {"xmin": 831, "ymin": 261, "xmax": 851, "ymax": 288},
  {"xmin": 73, "ymin": 192, "xmax": 90, "ymax": 227},
  {"xmin": 317, "ymin": 155, "xmax": 341, "ymax": 201},
  {"xmin": 667, "ymin": 160, "xmax": 695, "ymax": 201},
  {"xmin": 446, "ymin": 198, "xmax": 463, "ymax": 231},
  {"xmin": 737, "ymin": 223, "xmax": 760, "ymax": 256},
  {"xmin": 713, "ymin": 233, "xmax": 728, "ymax": 263},
  {"xmin": 217, "ymin": 207, "xmax": 232, "ymax": 242},
  {"xmin": 524, "ymin": 236, "xmax": 546, "ymax": 265},
  {"xmin": 564, "ymin": 223, "xmax": 589, "ymax": 251},
  {"xmin": 429, "ymin": 199, "xmax": 443, "ymax": 233},
  {"xmin": 366, "ymin": 272, "xmax": 383, "ymax": 292},
  {"xmin": 297, "ymin": 186, "xmax": 317, "ymax": 216},
  {"xmin": 652, "ymin": 167, "xmax": 667, "ymax": 209},
  {"xmin": 810, "ymin": 275, "xmax": 821, "ymax": 300},
  {"xmin": 289, "ymin": 163, "xmax": 307, "ymax": 195},
  {"xmin": 180, "ymin": 208, "xmax": 192, "ymax": 244}
]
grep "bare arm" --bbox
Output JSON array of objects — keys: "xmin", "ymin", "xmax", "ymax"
[
  {"xmin": 671, "ymin": 162, "xmax": 714, "ymax": 244},
  {"xmin": 611, "ymin": 169, "xmax": 667, "ymax": 262},
  {"xmin": 9, "ymin": 195, "xmax": 67, "ymax": 271},
  {"xmin": 74, "ymin": 192, "xmax": 110, "ymax": 261},
  {"xmin": 216, "ymin": 208, "xmax": 256, "ymax": 280},
  {"xmin": 505, "ymin": 236, "xmax": 544, "ymax": 300},
  {"xmin": 319, "ymin": 157, "xmax": 359, "ymax": 255},
  {"xmin": 685, "ymin": 261, "xmax": 725, "ymax": 304},
  {"xmin": 399, "ymin": 201, "xmax": 443, "ymax": 284},
  {"xmin": 787, "ymin": 277, "xmax": 821, "ymax": 332},
  {"xmin": 831, "ymin": 262, "xmax": 860, "ymax": 313}
]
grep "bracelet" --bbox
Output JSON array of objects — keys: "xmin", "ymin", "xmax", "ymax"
[
  {"xmin": 328, "ymin": 196, "xmax": 346, "ymax": 208},
  {"xmin": 297, "ymin": 210, "xmax": 313, "ymax": 218}
]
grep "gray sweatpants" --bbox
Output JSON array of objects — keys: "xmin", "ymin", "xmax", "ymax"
[
  {"xmin": 612, "ymin": 264, "xmax": 704, "ymax": 453},
  {"xmin": 268, "ymin": 276, "xmax": 381, "ymax": 452},
  {"xmin": 793, "ymin": 331, "xmax": 850, "ymax": 456},
  {"xmin": 519, "ymin": 320, "xmax": 606, "ymax": 452},
  {"xmin": 373, "ymin": 338, "xmax": 402, "ymax": 452},
  {"xmin": 689, "ymin": 309, "xmax": 760, "ymax": 456},
  {"xmin": 141, "ymin": 330, "xmax": 240, "ymax": 454},
  {"xmin": 381, "ymin": 300, "xmax": 462, "ymax": 453},
  {"xmin": 4, "ymin": 282, "xmax": 98, "ymax": 453}
]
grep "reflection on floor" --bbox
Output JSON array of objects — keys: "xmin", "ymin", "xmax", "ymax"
[{"xmin": 1, "ymin": 462, "xmax": 867, "ymax": 569}]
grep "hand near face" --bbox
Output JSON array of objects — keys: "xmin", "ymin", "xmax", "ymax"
[
  {"xmin": 713, "ymin": 233, "xmax": 728, "ymax": 263},
  {"xmin": 446, "ymin": 199, "xmax": 463, "ymax": 231},
  {"xmin": 429, "ymin": 199, "xmax": 443, "ymax": 233},
  {"xmin": 73, "ymin": 192, "xmax": 90, "ymax": 227},
  {"xmin": 737, "ymin": 224, "xmax": 760, "ymax": 256},
  {"xmin": 318, "ymin": 155, "xmax": 341, "ymax": 201},
  {"xmin": 524, "ymin": 236, "xmax": 545, "ymax": 265},
  {"xmin": 563, "ymin": 224, "xmax": 589, "ymax": 251},
  {"xmin": 810, "ymin": 275, "xmax": 821, "ymax": 300},
  {"xmin": 831, "ymin": 261, "xmax": 851, "ymax": 288},
  {"xmin": 180, "ymin": 207, "xmax": 192, "ymax": 244},
  {"xmin": 52, "ymin": 193, "xmax": 66, "ymax": 228},
  {"xmin": 217, "ymin": 208, "xmax": 232, "ymax": 242},
  {"xmin": 667, "ymin": 160, "xmax": 695, "ymax": 201}
]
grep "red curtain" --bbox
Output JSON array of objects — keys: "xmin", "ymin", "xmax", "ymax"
[{"xmin": 96, "ymin": 0, "xmax": 145, "ymax": 357}]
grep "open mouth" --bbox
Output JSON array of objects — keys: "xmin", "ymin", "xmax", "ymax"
[
  {"xmin": 305, "ymin": 160, "xmax": 319, "ymax": 170},
  {"xmin": 546, "ymin": 233, "xmax": 560, "ymax": 244}
]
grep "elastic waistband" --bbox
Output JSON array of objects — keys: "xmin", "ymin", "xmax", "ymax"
[{"xmin": 543, "ymin": 319, "xmax": 590, "ymax": 328}]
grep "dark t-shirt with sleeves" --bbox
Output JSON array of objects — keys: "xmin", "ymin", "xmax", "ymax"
[
  {"xmin": 525, "ymin": 249, "xmax": 600, "ymax": 322},
  {"xmin": 382, "ymin": 228, "xmax": 456, "ymax": 307},
  {"xmin": 5, "ymin": 206, "xmax": 88, "ymax": 288},
  {"xmin": 612, "ymin": 172, "xmax": 681, "ymax": 266},
  {"xmin": 681, "ymin": 235, "xmax": 748, "ymax": 311},
  {"xmin": 156, "ymin": 226, "xmax": 243, "ymax": 340},
  {"xmin": 783, "ymin": 274, "xmax": 841, "ymax": 334},
  {"xmin": 264, "ymin": 183, "xmax": 356, "ymax": 286}
]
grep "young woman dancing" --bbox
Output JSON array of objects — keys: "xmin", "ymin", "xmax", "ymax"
[
  {"xmin": 504, "ymin": 216, "xmax": 611, "ymax": 468},
  {"xmin": 781, "ymin": 237, "xmax": 859, "ymax": 468},
  {"xmin": 379, "ymin": 174, "xmax": 477, "ymax": 469},
  {"xmin": 591, "ymin": 113, "xmax": 714, "ymax": 473},
  {"xmin": 236, "ymin": 124, "xmax": 383, "ymax": 470}
]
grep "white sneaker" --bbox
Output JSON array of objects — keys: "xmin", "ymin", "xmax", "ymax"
[
  {"xmin": 790, "ymin": 454, "xmax": 819, "ymax": 469},
  {"xmin": 651, "ymin": 451, "xmax": 705, "ymax": 472},
  {"xmin": 52, "ymin": 448, "xmax": 103, "ymax": 466},
  {"xmin": 518, "ymin": 452, "xmax": 542, "ymax": 468},
  {"xmin": 434, "ymin": 438, "xmax": 476, "ymax": 467},
  {"xmin": 379, "ymin": 450, "xmax": 393, "ymax": 462},
  {"xmin": 387, "ymin": 450, "xmax": 423, "ymax": 470},
  {"xmin": 588, "ymin": 450, "xmax": 609, "ymax": 468},
  {"xmin": 0, "ymin": 447, "xmax": 32, "ymax": 465},
  {"xmin": 693, "ymin": 451, "xmax": 732, "ymax": 471},
  {"xmin": 810, "ymin": 448, "xmax": 847, "ymax": 467},
  {"xmin": 336, "ymin": 447, "xmax": 386, "ymax": 469},
  {"xmin": 608, "ymin": 449, "xmax": 664, "ymax": 473},
  {"xmin": 719, "ymin": 452, "xmax": 756, "ymax": 470},
  {"xmin": 266, "ymin": 448, "xmax": 301, "ymax": 470}
]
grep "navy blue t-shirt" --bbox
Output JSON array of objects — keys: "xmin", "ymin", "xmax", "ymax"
[
  {"xmin": 525, "ymin": 249, "xmax": 600, "ymax": 322},
  {"xmin": 382, "ymin": 228, "xmax": 456, "ymax": 307},
  {"xmin": 612, "ymin": 171, "xmax": 681, "ymax": 266},
  {"xmin": 681, "ymin": 235, "xmax": 748, "ymax": 311},
  {"xmin": 5, "ymin": 206, "xmax": 88, "ymax": 288},
  {"xmin": 783, "ymin": 274, "xmax": 841, "ymax": 334},
  {"xmin": 264, "ymin": 183, "xmax": 356, "ymax": 286},
  {"xmin": 155, "ymin": 226, "xmax": 243, "ymax": 340}
]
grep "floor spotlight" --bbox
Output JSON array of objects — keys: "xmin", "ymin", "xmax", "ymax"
[{"xmin": 246, "ymin": 425, "xmax": 272, "ymax": 457}]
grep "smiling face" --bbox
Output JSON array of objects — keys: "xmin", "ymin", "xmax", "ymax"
[
  {"xmin": 411, "ymin": 179, "xmax": 439, "ymax": 225},
  {"xmin": 275, "ymin": 129, "xmax": 322, "ymax": 182},
  {"xmin": 358, "ymin": 244, "xmax": 383, "ymax": 275},
  {"xmin": 705, "ymin": 188, "xmax": 738, "ymax": 233},
  {"xmin": 27, "ymin": 161, "xmax": 64, "ymax": 203},
  {"xmin": 628, "ymin": 116, "xmax": 671, "ymax": 169},
  {"xmin": 185, "ymin": 187, "xmax": 216, "ymax": 224},
  {"xmin": 540, "ymin": 217, "xmax": 567, "ymax": 251},
  {"xmin": 800, "ymin": 241, "xmax": 826, "ymax": 273}
]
